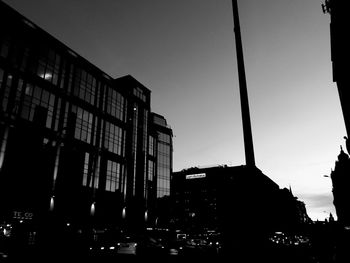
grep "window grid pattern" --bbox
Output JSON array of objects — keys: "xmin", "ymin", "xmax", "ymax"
[
  {"xmin": 71, "ymin": 106, "xmax": 93, "ymax": 143},
  {"xmin": 106, "ymin": 87, "xmax": 126, "ymax": 122},
  {"xmin": 93, "ymin": 155, "xmax": 100, "ymax": 190},
  {"xmin": 36, "ymin": 48, "xmax": 60, "ymax": 86},
  {"xmin": 146, "ymin": 160, "xmax": 155, "ymax": 203},
  {"xmin": 21, "ymin": 83, "xmax": 55, "ymax": 129},
  {"xmin": 157, "ymin": 132, "xmax": 171, "ymax": 198},
  {"xmin": 132, "ymin": 104, "xmax": 138, "ymax": 196},
  {"xmin": 142, "ymin": 109, "xmax": 148, "ymax": 151},
  {"xmin": 149, "ymin": 136, "xmax": 155, "ymax": 156},
  {"xmin": 133, "ymin": 86, "xmax": 146, "ymax": 102},
  {"xmin": 73, "ymin": 69, "xmax": 96, "ymax": 105},
  {"xmin": 82, "ymin": 152, "xmax": 90, "ymax": 187},
  {"xmin": 153, "ymin": 115, "xmax": 167, "ymax": 127},
  {"xmin": 148, "ymin": 160, "xmax": 154, "ymax": 182},
  {"xmin": 105, "ymin": 160, "xmax": 121, "ymax": 192},
  {"xmin": 104, "ymin": 121, "xmax": 124, "ymax": 156}
]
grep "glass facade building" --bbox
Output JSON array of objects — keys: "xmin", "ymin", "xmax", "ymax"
[{"xmin": 0, "ymin": 1, "xmax": 172, "ymax": 234}]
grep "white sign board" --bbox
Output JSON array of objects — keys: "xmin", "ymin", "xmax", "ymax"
[{"xmin": 186, "ymin": 173, "xmax": 206, "ymax": 180}]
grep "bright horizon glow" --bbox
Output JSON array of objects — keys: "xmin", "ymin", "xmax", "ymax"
[{"xmin": 3, "ymin": 0, "xmax": 345, "ymax": 222}]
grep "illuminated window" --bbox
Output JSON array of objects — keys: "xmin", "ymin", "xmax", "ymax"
[
  {"xmin": 71, "ymin": 106, "xmax": 93, "ymax": 143},
  {"xmin": 104, "ymin": 121, "xmax": 124, "ymax": 156},
  {"xmin": 36, "ymin": 48, "xmax": 60, "ymax": 85},
  {"xmin": 148, "ymin": 160, "xmax": 154, "ymax": 181},
  {"xmin": 149, "ymin": 136, "xmax": 155, "ymax": 156},
  {"xmin": 20, "ymin": 83, "xmax": 55, "ymax": 129},
  {"xmin": 82, "ymin": 152, "xmax": 90, "ymax": 186},
  {"xmin": 82, "ymin": 153, "xmax": 99, "ymax": 189},
  {"xmin": 105, "ymin": 160, "xmax": 121, "ymax": 192}
]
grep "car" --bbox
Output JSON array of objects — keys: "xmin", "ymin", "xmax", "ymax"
[
  {"xmin": 116, "ymin": 235, "xmax": 138, "ymax": 255},
  {"xmin": 167, "ymin": 239, "xmax": 185, "ymax": 256},
  {"xmin": 136, "ymin": 236, "xmax": 167, "ymax": 256}
]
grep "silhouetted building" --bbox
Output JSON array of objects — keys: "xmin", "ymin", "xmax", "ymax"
[
  {"xmin": 0, "ymin": 0, "xmax": 172, "ymax": 244},
  {"xmin": 324, "ymin": 0, "xmax": 350, "ymax": 227},
  {"xmin": 324, "ymin": 0, "xmax": 350, "ymax": 152},
  {"xmin": 330, "ymin": 147, "xmax": 350, "ymax": 226},
  {"xmin": 171, "ymin": 165, "xmax": 310, "ymax": 255},
  {"xmin": 323, "ymin": 2, "xmax": 350, "ymax": 261}
]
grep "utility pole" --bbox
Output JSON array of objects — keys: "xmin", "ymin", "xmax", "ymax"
[{"xmin": 232, "ymin": 0, "xmax": 256, "ymax": 167}]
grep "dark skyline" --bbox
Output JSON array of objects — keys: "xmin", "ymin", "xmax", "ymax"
[{"xmin": 2, "ymin": 0, "xmax": 346, "ymax": 220}]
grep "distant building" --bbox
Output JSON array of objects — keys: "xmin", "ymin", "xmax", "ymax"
[
  {"xmin": 171, "ymin": 165, "xmax": 310, "ymax": 252},
  {"xmin": 0, "ymin": 0, "xmax": 172, "ymax": 240}
]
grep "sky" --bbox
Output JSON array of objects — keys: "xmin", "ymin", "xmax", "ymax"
[{"xmin": 3, "ymin": 0, "xmax": 346, "ymax": 221}]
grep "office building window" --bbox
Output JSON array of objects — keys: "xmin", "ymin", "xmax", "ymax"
[
  {"xmin": 36, "ymin": 47, "xmax": 60, "ymax": 85},
  {"xmin": 71, "ymin": 105, "xmax": 93, "ymax": 143},
  {"xmin": 73, "ymin": 68, "xmax": 96, "ymax": 105},
  {"xmin": 105, "ymin": 160, "xmax": 121, "ymax": 192},
  {"xmin": 156, "ymin": 132, "xmax": 171, "ymax": 198},
  {"xmin": 133, "ymin": 86, "xmax": 146, "ymax": 102},
  {"xmin": 149, "ymin": 136, "xmax": 155, "ymax": 156},
  {"xmin": 147, "ymin": 160, "xmax": 154, "ymax": 202},
  {"xmin": 104, "ymin": 121, "xmax": 124, "ymax": 156},
  {"xmin": 82, "ymin": 152, "xmax": 100, "ymax": 189},
  {"xmin": 159, "ymin": 133, "xmax": 171, "ymax": 144},
  {"xmin": 21, "ymin": 83, "xmax": 56, "ymax": 129},
  {"xmin": 148, "ymin": 160, "xmax": 154, "ymax": 182},
  {"xmin": 94, "ymin": 155, "xmax": 100, "ymax": 190},
  {"xmin": 82, "ymin": 152, "xmax": 90, "ymax": 187},
  {"xmin": 105, "ymin": 87, "xmax": 126, "ymax": 122},
  {"xmin": 142, "ymin": 109, "xmax": 148, "ymax": 151},
  {"xmin": 153, "ymin": 115, "xmax": 167, "ymax": 127},
  {"xmin": 132, "ymin": 104, "xmax": 138, "ymax": 196}
]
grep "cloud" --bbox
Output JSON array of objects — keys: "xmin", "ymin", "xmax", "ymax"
[
  {"xmin": 300, "ymin": 192, "xmax": 334, "ymax": 209},
  {"xmin": 298, "ymin": 192, "xmax": 336, "ymax": 220}
]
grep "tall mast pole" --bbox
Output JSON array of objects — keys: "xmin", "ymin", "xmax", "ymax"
[{"xmin": 232, "ymin": 0, "xmax": 256, "ymax": 167}]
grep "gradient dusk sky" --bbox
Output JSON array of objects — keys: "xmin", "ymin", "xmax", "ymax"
[{"xmin": 3, "ymin": 0, "xmax": 346, "ymax": 221}]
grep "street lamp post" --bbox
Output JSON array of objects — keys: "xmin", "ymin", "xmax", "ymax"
[{"xmin": 231, "ymin": 0, "xmax": 256, "ymax": 167}]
